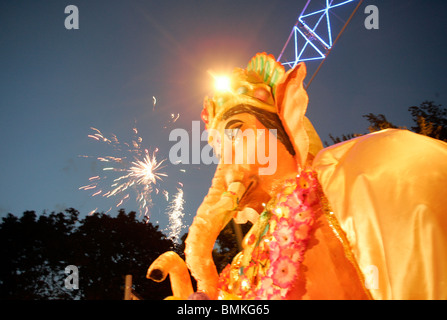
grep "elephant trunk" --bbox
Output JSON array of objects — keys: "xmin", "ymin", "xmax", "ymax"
[
  {"xmin": 147, "ymin": 251, "xmax": 194, "ymax": 299},
  {"xmin": 185, "ymin": 165, "xmax": 246, "ymax": 299}
]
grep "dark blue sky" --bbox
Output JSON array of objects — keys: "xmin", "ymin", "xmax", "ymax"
[{"xmin": 1, "ymin": 0, "xmax": 446, "ymax": 234}]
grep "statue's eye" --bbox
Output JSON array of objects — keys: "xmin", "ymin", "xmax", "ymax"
[{"xmin": 225, "ymin": 126, "xmax": 242, "ymax": 141}]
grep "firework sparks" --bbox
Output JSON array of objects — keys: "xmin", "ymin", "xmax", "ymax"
[
  {"xmin": 80, "ymin": 127, "xmax": 167, "ymax": 218},
  {"xmin": 80, "ymin": 106, "xmax": 188, "ymax": 241},
  {"xmin": 171, "ymin": 113, "xmax": 180, "ymax": 123},
  {"xmin": 166, "ymin": 187, "xmax": 185, "ymax": 244},
  {"xmin": 152, "ymin": 96, "xmax": 157, "ymax": 111},
  {"xmin": 129, "ymin": 152, "xmax": 167, "ymax": 185}
]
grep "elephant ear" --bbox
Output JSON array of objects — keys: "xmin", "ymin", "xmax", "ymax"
[
  {"xmin": 275, "ymin": 62, "xmax": 313, "ymax": 168},
  {"xmin": 246, "ymin": 54, "xmax": 322, "ymax": 167}
]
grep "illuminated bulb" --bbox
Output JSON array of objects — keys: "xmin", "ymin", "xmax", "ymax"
[
  {"xmin": 214, "ymin": 76, "xmax": 231, "ymax": 92},
  {"xmin": 275, "ymin": 207, "xmax": 282, "ymax": 214},
  {"xmin": 241, "ymin": 279, "xmax": 250, "ymax": 290}
]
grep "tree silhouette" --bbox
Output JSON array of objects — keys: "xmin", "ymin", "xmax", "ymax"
[
  {"xmin": 325, "ymin": 101, "xmax": 447, "ymax": 146},
  {"xmin": 363, "ymin": 113, "xmax": 399, "ymax": 132},
  {"xmin": 213, "ymin": 222, "xmax": 253, "ymax": 274},
  {"xmin": 0, "ymin": 209, "xmax": 79, "ymax": 299},
  {"xmin": 72, "ymin": 209, "xmax": 177, "ymax": 299},
  {"xmin": 409, "ymin": 101, "xmax": 447, "ymax": 141},
  {"xmin": 0, "ymin": 209, "xmax": 177, "ymax": 300}
]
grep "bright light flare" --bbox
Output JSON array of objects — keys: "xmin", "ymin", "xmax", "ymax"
[
  {"xmin": 214, "ymin": 75, "xmax": 231, "ymax": 92},
  {"xmin": 208, "ymin": 70, "xmax": 232, "ymax": 93}
]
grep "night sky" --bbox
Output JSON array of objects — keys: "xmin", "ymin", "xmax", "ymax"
[{"xmin": 1, "ymin": 0, "xmax": 446, "ymax": 235}]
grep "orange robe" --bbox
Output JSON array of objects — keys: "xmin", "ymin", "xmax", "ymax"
[{"xmin": 313, "ymin": 129, "xmax": 447, "ymax": 299}]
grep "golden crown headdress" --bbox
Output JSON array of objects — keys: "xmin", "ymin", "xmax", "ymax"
[
  {"xmin": 201, "ymin": 52, "xmax": 323, "ymax": 167},
  {"xmin": 201, "ymin": 53, "xmax": 285, "ymax": 130}
]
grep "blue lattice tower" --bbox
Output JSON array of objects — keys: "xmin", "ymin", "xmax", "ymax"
[{"xmin": 277, "ymin": 0, "xmax": 364, "ymax": 86}]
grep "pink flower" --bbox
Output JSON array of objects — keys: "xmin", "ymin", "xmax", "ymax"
[
  {"xmin": 293, "ymin": 208, "xmax": 313, "ymax": 224},
  {"xmin": 269, "ymin": 241, "xmax": 281, "ymax": 261},
  {"xmin": 297, "ymin": 175, "xmax": 311, "ymax": 190},
  {"xmin": 273, "ymin": 218, "xmax": 294, "ymax": 247},
  {"xmin": 294, "ymin": 222, "xmax": 311, "ymax": 240},
  {"xmin": 306, "ymin": 190, "xmax": 319, "ymax": 206},
  {"xmin": 268, "ymin": 287, "xmax": 284, "ymax": 300},
  {"xmin": 257, "ymin": 277, "xmax": 274, "ymax": 299},
  {"xmin": 272, "ymin": 256, "xmax": 298, "ymax": 288},
  {"xmin": 283, "ymin": 191, "xmax": 301, "ymax": 209}
]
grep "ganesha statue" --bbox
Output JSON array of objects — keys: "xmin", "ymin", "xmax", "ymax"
[{"xmin": 148, "ymin": 53, "xmax": 447, "ymax": 300}]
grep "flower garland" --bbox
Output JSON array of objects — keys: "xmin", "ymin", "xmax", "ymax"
[{"xmin": 217, "ymin": 169, "xmax": 322, "ymax": 299}]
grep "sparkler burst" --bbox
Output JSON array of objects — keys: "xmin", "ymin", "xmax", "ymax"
[
  {"xmin": 166, "ymin": 187, "xmax": 185, "ymax": 244},
  {"xmin": 80, "ymin": 127, "xmax": 167, "ymax": 218},
  {"xmin": 80, "ymin": 108, "xmax": 189, "ymax": 242}
]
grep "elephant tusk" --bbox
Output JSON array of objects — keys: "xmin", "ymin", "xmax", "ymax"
[
  {"xmin": 204, "ymin": 181, "xmax": 246, "ymax": 227},
  {"xmin": 228, "ymin": 181, "xmax": 246, "ymax": 198},
  {"xmin": 234, "ymin": 207, "xmax": 259, "ymax": 225},
  {"xmin": 147, "ymin": 251, "xmax": 194, "ymax": 299}
]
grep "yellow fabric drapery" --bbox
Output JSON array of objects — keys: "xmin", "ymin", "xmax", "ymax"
[{"xmin": 313, "ymin": 129, "xmax": 447, "ymax": 299}]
